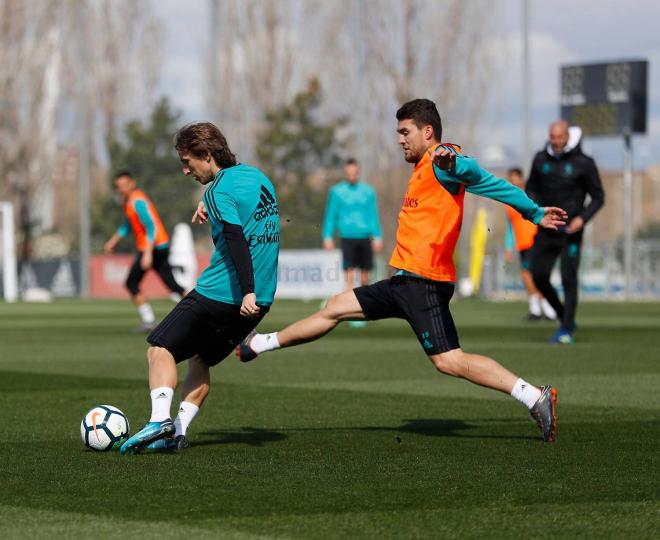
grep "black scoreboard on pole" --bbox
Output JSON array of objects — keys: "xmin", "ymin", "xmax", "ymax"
[{"xmin": 560, "ymin": 60, "xmax": 648, "ymax": 136}]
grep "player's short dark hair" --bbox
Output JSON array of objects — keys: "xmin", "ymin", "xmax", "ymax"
[
  {"xmin": 113, "ymin": 170, "xmax": 133, "ymax": 180},
  {"xmin": 174, "ymin": 122, "xmax": 237, "ymax": 169},
  {"xmin": 345, "ymin": 157, "xmax": 358, "ymax": 166},
  {"xmin": 508, "ymin": 167, "xmax": 523, "ymax": 176},
  {"xmin": 396, "ymin": 99, "xmax": 442, "ymax": 141}
]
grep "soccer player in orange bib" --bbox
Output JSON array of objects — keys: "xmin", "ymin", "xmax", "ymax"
[
  {"xmin": 238, "ymin": 99, "xmax": 566, "ymax": 442},
  {"xmin": 104, "ymin": 171, "xmax": 185, "ymax": 332},
  {"xmin": 504, "ymin": 167, "xmax": 556, "ymax": 321}
]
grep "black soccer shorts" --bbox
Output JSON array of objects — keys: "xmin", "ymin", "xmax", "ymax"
[
  {"xmin": 147, "ymin": 290, "xmax": 269, "ymax": 366},
  {"xmin": 354, "ymin": 275, "xmax": 460, "ymax": 355},
  {"xmin": 125, "ymin": 247, "xmax": 185, "ymax": 296},
  {"xmin": 340, "ymin": 238, "xmax": 374, "ymax": 271}
]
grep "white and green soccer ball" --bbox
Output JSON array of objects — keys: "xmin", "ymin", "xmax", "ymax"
[{"xmin": 80, "ymin": 405, "xmax": 130, "ymax": 452}]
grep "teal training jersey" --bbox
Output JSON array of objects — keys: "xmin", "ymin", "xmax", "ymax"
[
  {"xmin": 322, "ymin": 181, "xmax": 382, "ymax": 240},
  {"xmin": 195, "ymin": 164, "xmax": 280, "ymax": 305}
]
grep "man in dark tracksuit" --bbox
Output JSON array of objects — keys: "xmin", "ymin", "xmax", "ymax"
[{"xmin": 526, "ymin": 120, "xmax": 604, "ymax": 344}]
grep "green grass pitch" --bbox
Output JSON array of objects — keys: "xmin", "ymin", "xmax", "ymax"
[{"xmin": 0, "ymin": 298, "xmax": 658, "ymax": 539}]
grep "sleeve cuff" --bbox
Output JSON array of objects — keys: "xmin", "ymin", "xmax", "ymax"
[{"xmin": 530, "ymin": 206, "xmax": 545, "ymax": 225}]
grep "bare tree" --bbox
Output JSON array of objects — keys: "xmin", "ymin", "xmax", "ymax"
[{"xmin": 0, "ymin": 0, "xmax": 161, "ymax": 258}]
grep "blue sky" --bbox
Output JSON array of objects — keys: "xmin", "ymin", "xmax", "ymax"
[{"xmin": 156, "ymin": 0, "xmax": 660, "ymax": 170}]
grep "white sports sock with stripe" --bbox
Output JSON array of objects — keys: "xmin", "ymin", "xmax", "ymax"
[
  {"xmin": 250, "ymin": 332, "xmax": 280, "ymax": 354},
  {"xmin": 511, "ymin": 378, "xmax": 542, "ymax": 409},
  {"xmin": 174, "ymin": 401, "xmax": 199, "ymax": 437},
  {"xmin": 149, "ymin": 387, "xmax": 173, "ymax": 422}
]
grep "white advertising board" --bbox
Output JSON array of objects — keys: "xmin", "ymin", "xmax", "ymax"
[{"xmin": 276, "ymin": 249, "xmax": 345, "ymax": 299}]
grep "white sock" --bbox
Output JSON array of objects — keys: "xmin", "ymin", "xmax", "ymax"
[
  {"xmin": 250, "ymin": 332, "xmax": 281, "ymax": 354},
  {"xmin": 529, "ymin": 294, "xmax": 541, "ymax": 316},
  {"xmin": 138, "ymin": 303, "xmax": 155, "ymax": 324},
  {"xmin": 149, "ymin": 386, "xmax": 174, "ymax": 422},
  {"xmin": 541, "ymin": 298, "xmax": 557, "ymax": 320},
  {"xmin": 174, "ymin": 401, "xmax": 199, "ymax": 437},
  {"xmin": 510, "ymin": 378, "xmax": 542, "ymax": 410}
]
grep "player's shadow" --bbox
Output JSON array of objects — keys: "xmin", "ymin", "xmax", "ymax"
[
  {"xmin": 384, "ymin": 418, "xmax": 538, "ymax": 441},
  {"xmin": 194, "ymin": 426, "xmax": 288, "ymax": 447},
  {"xmin": 191, "ymin": 418, "xmax": 537, "ymax": 448}
]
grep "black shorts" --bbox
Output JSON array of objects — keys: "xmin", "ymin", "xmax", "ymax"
[
  {"xmin": 354, "ymin": 276, "xmax": 459, "ymax": 355},
  {"xmin": 125, "ymin": 247, "xmax": 185, "ymax": 296},
  {"xmin": 341, "ymin": 238, "xmax": 373, "ymax": 270},
  {"xmin": 147, "ymin": 290, "xmax": 270, "ymax": 366},
  {"xmin": 519, "ymin": 248, "xmax": 533, "ymax": 271}
]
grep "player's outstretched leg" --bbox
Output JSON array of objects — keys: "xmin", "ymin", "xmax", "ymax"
[
  {"xmin": 237, "ymin": 290, "xmax": 366, "ymax": 362},
  {"xmin": 429, "ymin": 349, "xmax": 557, "ymax": 442},
  {"xmin": 121, "ymin": 346, "xmax": 178, "ymax": 455}
]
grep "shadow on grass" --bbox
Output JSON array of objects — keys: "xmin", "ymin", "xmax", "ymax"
[
  {"xmin": 195, "ymin": 426, "xmax": 288, "ymax": 447},
  {"xmin": 0, "ymin": 369, "xmax": 142, "ymax": 392},
  {"xmin": 194, "ymin": 418, "xmax": 538, "ymax": 448},
  {"xmin": 393, "ymin": 418, "xmax": 538, "ymax": 441}
]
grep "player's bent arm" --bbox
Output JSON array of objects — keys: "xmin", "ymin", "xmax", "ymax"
[
  {"xmin": 321, "ymin": 189, "xmax": 338, "ymax": 241},
  {"xmin": 368, "ymin": 187, "xmax": 383, "ymax": 240},
  {"xmin": 140, "ymin": 243, "xmax": 153, "ymax": 270},
  {"xmin": 117, "ymin": 219, "xmax": 130, "ymax": 238},
  {"xmin": 221, "ymin": 222, "xmax": 257, "ymax": 316},
  {"xmin": 104, "ymin": 232, "xmax": 122, "ymax": 254},
  {"xmin": 580, "ymin": 157, "xmax": 605, "ymax": 223},
  {"xmin": 134, "ymin": 200, "xmax": 157, "ymax": 245}
]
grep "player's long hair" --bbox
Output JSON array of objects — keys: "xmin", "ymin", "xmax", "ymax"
[{"xmin": 174, "ymin": 122, "xmax": 237, "ymax": 168}]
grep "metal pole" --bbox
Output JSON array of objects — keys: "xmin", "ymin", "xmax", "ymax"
[
  {"xmin": 208, "ymin": 0, "xmax": 220, "ymax": 123},
  {"xmin": 77, "ymin": 1, "xmax": 91, "ymax": 298},
  {"xmin": 623, "ymin": 132, "xmax": 633, "ymax": 298},
  {"xmin": 355, "ymin": 1, "xmax": 368, "ymax": 182},
  {"xmin": 1, "ymin": 202, "xmax": 18, "ymax": 302},
  {"xmin": 522, "ymin": 0, "xmax": 531, "ymax": 172}
]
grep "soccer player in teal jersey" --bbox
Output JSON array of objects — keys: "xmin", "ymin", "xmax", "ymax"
[
  {"xmin": 120, "ymin": 122, "xmax": 280, "ymax": 454},
  {"xmin": 322, "ymin": 158, "xmax": 383, "ymax": 290}
]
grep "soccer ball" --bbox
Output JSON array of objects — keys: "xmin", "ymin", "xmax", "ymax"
[{"xmin": 80, "ymin": 405, "xmax": 130, "ymax": 452}]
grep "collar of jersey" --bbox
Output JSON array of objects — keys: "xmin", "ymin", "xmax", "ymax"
[
  {"xmin": 211, "ymin": 163, "xmax": 241, "ymax": 186},
  {"xmin": 414, "ymin": 144, "xmax": 441, "ymax": 172}
]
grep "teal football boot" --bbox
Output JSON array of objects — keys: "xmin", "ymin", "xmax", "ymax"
[
  {"xmin": 120, "ymin": 419, "xmax": 175, "ymax": 455},
  {"xmin": 147, "ymin": 435, "xmax": 189, "ymax": 452}
]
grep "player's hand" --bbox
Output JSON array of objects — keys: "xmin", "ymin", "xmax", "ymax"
[
  {"xmin": 104, "ymin": 240, "xmax": 115, "ymax": 254},
  {"xmin": 430, "ymin": 146, "xmax": 456, "ymax": 171},
  {"xmin": 140, "ymin": 250, "xmax": 153, "ymax": 270},
  {"xmin": 565, "ymin": 215, "xmax": 584, "ymax": 234},
  {"xmin": 240, "ymin": 293, "xmax": 260, "ymax": 318},
  {"xmin": 323, "ymin": 238, "xmax": 334, "ymax": 250},
  {"xmin": 504, "ymin": 250, "xmax": 514, "ymax": 264},
  {"xmin": 191, "ymin": 201, "xmax": 208, "ymax": 224},
  {"xmin": 539, "ymin": 207, "xmax": 568, "ymax": 231},
  {"xmin": 372, "ymin": 238, "xmax": 383, "ymax": 253}
]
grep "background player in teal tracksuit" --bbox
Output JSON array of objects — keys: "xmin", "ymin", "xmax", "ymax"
[
  {"xmin": 322, "ymin": 158, "xmax": 383, "ymax": 290},
  {"xmin": 121, "ymin": 122, "xmax": 279, "ymax": 454}
]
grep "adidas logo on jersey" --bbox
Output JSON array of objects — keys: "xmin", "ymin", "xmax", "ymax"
[{"xmin": 254, "ymin": 185, "xmax": 278, "ymax": 221}]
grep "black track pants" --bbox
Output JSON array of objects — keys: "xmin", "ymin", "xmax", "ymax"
[{"xmin": 531, "ymin": 229, "xmax": 582, "ymax": 332}]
